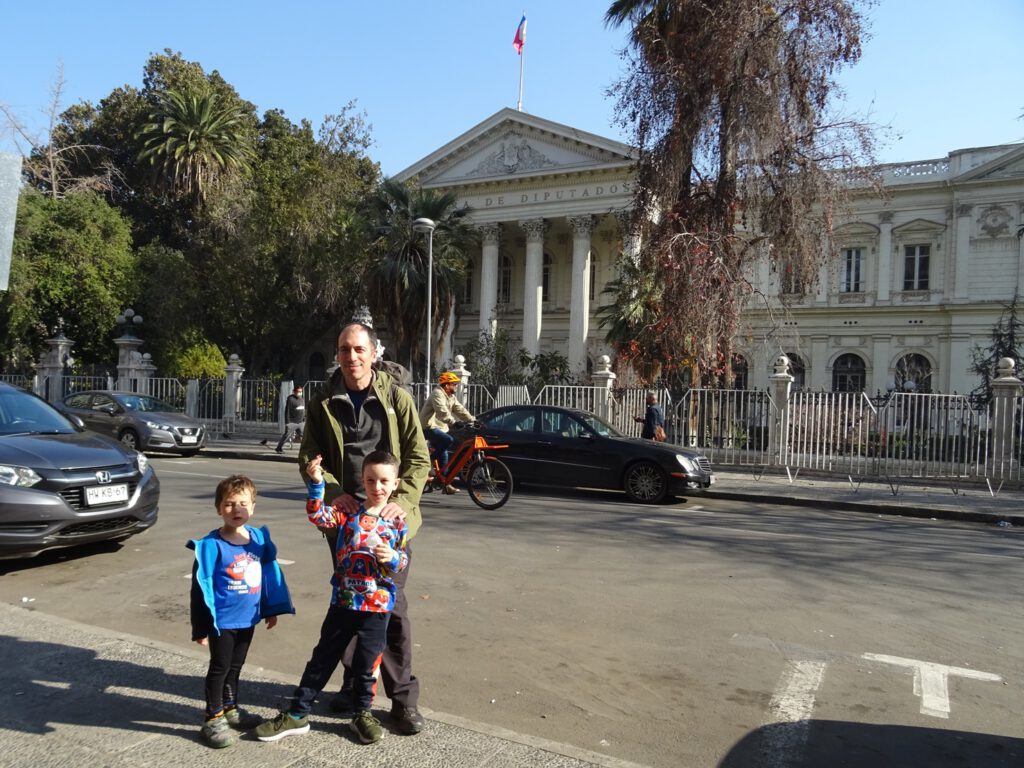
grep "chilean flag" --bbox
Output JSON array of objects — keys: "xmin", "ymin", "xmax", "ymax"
[{"xmin": 512, "ymin": 15, "xmax": 526, "ymax": 54}]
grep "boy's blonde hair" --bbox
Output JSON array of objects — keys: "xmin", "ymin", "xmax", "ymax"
[{"xmin": 215, "ymin": 474, "xmax": 257, "ymax": 507}]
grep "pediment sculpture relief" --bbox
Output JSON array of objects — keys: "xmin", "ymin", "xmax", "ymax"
[{"xmin": 467, "ymin": 135, "xmax": 558, "ymax": 177}]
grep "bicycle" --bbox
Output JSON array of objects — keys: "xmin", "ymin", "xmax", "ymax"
[{"xmin": 424, "ymin": 422, "xmax": 513, "ymax": 509}]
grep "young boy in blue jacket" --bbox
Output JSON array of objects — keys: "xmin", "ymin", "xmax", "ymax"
[{"xmin": 188, "ymin": 474, "xmax": 295, "ymax": 749}]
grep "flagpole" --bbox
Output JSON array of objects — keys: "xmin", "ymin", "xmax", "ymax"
[{"xmin": 517, "ymin": 49, "xmax": 524, "ymax": 111}]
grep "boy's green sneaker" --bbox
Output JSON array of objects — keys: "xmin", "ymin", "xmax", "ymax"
[
  {"xmin": 350, "ymin": 709, "xmax": 384, "ymax": 744},
  {"xmin": 201, "ymin": 715, "xmax": 236, "ymax": 749},
  {"xmin": 255, "ymin": 711, "xmax": 310, "ymax": 742},
  {"xmin": 224, "ymin": 706, "xmax": 262, "ymax": 730}
]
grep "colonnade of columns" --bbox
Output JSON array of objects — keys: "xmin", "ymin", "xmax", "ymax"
[{"xmin": 472, "ymin": 212, "xmax": 640, "ymax": 375}]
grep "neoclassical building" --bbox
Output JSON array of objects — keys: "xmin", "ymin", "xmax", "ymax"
[
  {"xmin": 392, "ymin": 109, "xmax": 1024, "ymax": 393},
  {"xmin": 395, "ymin": 108, "xmax": 637, "ymax": 376}
]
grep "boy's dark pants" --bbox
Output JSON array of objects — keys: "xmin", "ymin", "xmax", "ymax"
[
  {"xmin": 325, "ymin": 534, "xmax": 419, "ymax": 709},
  {"xmin": 291, "ymin": 604, "xmax": 389, "ymax": 715},
  {"xmin": 205, "ymin": 626, "xmax": 255, "ymax": 717}
]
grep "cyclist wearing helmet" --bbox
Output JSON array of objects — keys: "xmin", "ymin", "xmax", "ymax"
[{"xmin": 420, "ymin": 372, "xmax": 474, "ymax": 494}]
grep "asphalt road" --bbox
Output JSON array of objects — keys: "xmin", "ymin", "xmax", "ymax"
[{"xmin": 2, "ymin": 454, "xmax": 1021, "ymax": 768}]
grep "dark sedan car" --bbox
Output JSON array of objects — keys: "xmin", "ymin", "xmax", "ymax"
[
  {"xmin": 0, "ymin": 383, "xmax": 160, "ymax": 559},
  {"xmin": 476, "ymin": 404, "xmax": 714, "ymax": 503},
  {"xmin": 59, "ymin": 390, "xmax": 207, "ymax": 455}
]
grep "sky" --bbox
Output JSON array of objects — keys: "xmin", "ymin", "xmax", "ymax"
[{"xmin": 1, "ymin": 1, "xmax": 1021, "ymax": 177}]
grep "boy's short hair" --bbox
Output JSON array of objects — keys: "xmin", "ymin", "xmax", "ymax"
[
  {"xmin": 215, "ymin": 474, "xmax": 257, "ymax": 506},
  {"xmin": 362, "ymin": 450, "xmax": 399, "ymax": 475}
]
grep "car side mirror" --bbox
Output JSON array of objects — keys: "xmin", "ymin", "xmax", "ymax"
[{"xmin": 66, "ymin": 413, "xmax": 86, "ymax": 430}]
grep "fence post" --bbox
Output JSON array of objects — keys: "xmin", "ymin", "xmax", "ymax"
[
  {"xmin": 278, "ymin": 380, "xmax": 294, "ymax": 430},
  {"xmin": 185, "ymin": 379, "xmax": 199, "ymax": 418},
  {"xmin": 590, "ymin": 354, "xmax": 616, "ymax": 421},
  {"xmin": 990, "ymin": 357, "xmax": 1022, "ymax": 477},
  {"xmin": 768, "ymin": 355, "xmax": 794, "ymax": 465},
  {"xmin": 451, "ymin": 354, "xmax": 471, "ymax": 402},
  {"xmin": 223, "ymin": 354, "xmax": 245, "ymax": 432},
  {"xmin": 37, "ymin": 330, "xmax": 75, "ymax": 402}
]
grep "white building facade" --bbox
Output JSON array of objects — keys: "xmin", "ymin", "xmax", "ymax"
[{"xmin": 398, "ymin": 110, "xmax": 1024, "ymax": 393}]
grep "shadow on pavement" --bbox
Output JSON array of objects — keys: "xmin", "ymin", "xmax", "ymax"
[{"xmin": 719, "ymin": 720, "xmax": 1023, "ymax": 767}]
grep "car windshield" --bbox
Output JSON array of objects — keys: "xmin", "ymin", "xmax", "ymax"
[
  {"xmin": 0, "ymin": 387, "xmax": 77, "ymax": 435},
  {"xmin": 118, "ymin": 395, "xmax": 175, "ymax": 413},
  {"xmin": 575, "ymin": 411, "xmax": 623, "ymax": 438}
]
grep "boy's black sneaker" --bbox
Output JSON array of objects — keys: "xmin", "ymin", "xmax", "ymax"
[
  {"xmin": 329, "ymin": 687, "xmax": 355, "ymax": 715},
  {"xmin": 350, "ymin": 709, "xmax": 384, "ymax": 744},
  {"xmin": 391, "ymin": 703, "xmax": 425, "ymax": 735}
]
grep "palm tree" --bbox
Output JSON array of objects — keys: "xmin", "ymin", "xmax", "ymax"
[
  {"xmin": 364, "ymin": 178, "xmax": 478, "ymax": 375},
  {"xmin": 136, "ymin": 88, "xmax": 253, "ymax": 206}
]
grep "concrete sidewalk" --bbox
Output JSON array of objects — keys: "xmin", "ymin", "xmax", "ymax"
[
  {"xmin": 0, "ymin": 602, "xmax": 646, "ymax": 768},
  {"xmin": 202, "ymin": 434, "xmax": 1024, "ymax": 528}
]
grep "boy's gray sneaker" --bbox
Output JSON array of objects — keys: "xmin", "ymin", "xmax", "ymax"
[
  {"xmin": 350, "ymin": 709, "xmax": 384, "ymax": 744},
  {"xmin": 224, "ymin": 706, "xmax": 262, "ymax": 730},
  {"xmin": 255, "ymin": 711, "xmax": 310, "ymax": 742},
  {"xmin": 201, "ymin": 715, "xmax": 236, "ymax": 749}
]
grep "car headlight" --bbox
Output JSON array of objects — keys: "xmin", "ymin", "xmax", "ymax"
[
  {"xmin": 144, "ymin": 420, "xmax": 173, "ymax": 430},
  {"xmin": 0, "ymin": 464, "xmax": 43, "ymax": 487},
  {"xmin": 675, "ymin": 454, "xmax": 697, "ymax": 473},
  {"xmin": 135, "ymin": 452, "xmax": 149, "ymax": 474}
]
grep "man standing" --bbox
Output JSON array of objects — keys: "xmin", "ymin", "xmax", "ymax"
[
  {"xmin": 298, "ymin": 322, "xmax": 430, "ymax": 735},
  {"xmin": 420, "ymin": 371, "xmax": 474, "ymax": 493},
  {"xmin": 635, "ymin": 391, "xmax": 666, "ymax": 441},
  {"xmin": 275, "ymin": 385, "xmax": 306, "ymax": 453}
]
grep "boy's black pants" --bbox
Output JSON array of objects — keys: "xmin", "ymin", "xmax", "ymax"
[{"xmin": 205, "ymin": 626, "xmax": 255, "ymax": 717}]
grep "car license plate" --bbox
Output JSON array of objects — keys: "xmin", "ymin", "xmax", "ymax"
[
  {"xmin": 181, "ymin": 435, "xmax": 198, "ymax": 444},
  {"xmin": 709, "ymin": 475, "xmax": 716, "ymax": 485},
  {"xmin": 85, "ymin": 483, "xmax": 129, "ymax": 506}
]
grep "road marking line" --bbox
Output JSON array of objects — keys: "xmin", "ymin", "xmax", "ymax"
[
  {"xmin": 762, "ymin": 660, "xmax": 826, "ymax": 767},
  {"xmin": 861, "ymin": 653, "xmax": 1002, "ymax": 718}
]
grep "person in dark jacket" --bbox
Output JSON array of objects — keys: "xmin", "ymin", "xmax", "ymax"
[
  {"xmin": 275, "ymin": 385, "xmax": 306, "ymax": 453},
  {"xmin": 635, "ymin": 391, "xmax": 666, "ymax": 440}
]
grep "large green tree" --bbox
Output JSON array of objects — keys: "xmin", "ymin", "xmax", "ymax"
[
  {"xmin": 604, "ymin": 0, "xmax": 876, "ymax": 386},
  {"xmin": 0, "ymin": 190, "xmax": 137, "ymax": 369},
  {"xmin": 364, "ymin": 178, "xmax": 478, "ymax": 375}
]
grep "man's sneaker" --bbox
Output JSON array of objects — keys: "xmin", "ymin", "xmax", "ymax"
[
  {"xmin": 391, "ymin": 703, "xmax": 425, "ymax": 735},
  {"xmin": 201, "ymin": 715, "xmax": 236, "ymax": 749},
  {"xmin": 329, "ymin": 687, "xmax": 355, "ymax": 715},
  {"xmin": 350, "ymin": 709, "xmax": 384, "ymax": 744},
  {"xmin": 442, "ymin": 484, "xmax": 459, "ymax": 494},
  {"xmin": 224, "ymin": 706, "xmax": 262, "ymax": 730},
  {"xmin": 255, "ymin": 711, "xmax": 310, "ymax": 742}
]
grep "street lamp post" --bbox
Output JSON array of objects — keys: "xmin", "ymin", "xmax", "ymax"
[{"xmin": 412, "ymin": 217, "xmax": 436, "ymax": 385}]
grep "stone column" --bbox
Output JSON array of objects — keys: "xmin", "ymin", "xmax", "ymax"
[
  {"xmin": 223, "ymin": 354, "xmax": 245, "ymax": 431},
  {"xmin": 954, "ymin": 204, "xmax": 971, "ymax": 301},
  {"xmin": 137, "ymin": 353, "xmax": 156, "ymax": 395},
  {"xmin": 590, "ymin": 354, "xmax": 616, "ymax": 422},
  {"xmin": 768, "ymin": 355, "xmax": 794, "ymax": 465},
  {"xmin": 568, "ymin": 215, "xmax": 594, "ymax": 375},
  {"xmin": 877, "ymin": 212, "xmax": 893, "ymax": 302},
  {"xmin": 990, "ymin": 357, "xmax": 1023, "ymax": 478},
  {"xmin": 36, "ymin": 331, "xmax": 75, "ymax": 402},
  {"xmin": 871, "ymin": 335, "xmax": 893, "ymax": 394},
  {"xmin": 615, "ymin": 209, "xmax": 641, "ymax": 268},
  {"xmin": 519, "ymin": 218, "xmax": 547, "ymax": 356},
  {"xmin": 478, "ymin": 223, "xmax": 500, "ymax": 337}
]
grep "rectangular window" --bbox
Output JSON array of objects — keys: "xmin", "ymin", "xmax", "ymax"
[
  {"xmin": 781, "ymin": 259, "xmax": 807, "ymax": 294},
  {"xmin": 841, "ymin": 248, "xmax": 862, "ymax": 293},
  {"xmin": 903, "ymin": 244, "xmax": 929, "ymax": 290}
]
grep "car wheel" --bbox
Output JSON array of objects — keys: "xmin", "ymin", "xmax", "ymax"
[
  {"xmin": 120, "ymin": 429, "xmax": 140, "ymax": 451},
  {"xmin": 624, "ymin": 461, "xmax": 668, "ymax": 504}
]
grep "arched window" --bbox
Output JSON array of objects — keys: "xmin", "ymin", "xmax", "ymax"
[
  {"xmin": 832, "ymin": 353, "xmax": 866, "ymax": 392},
  {"xmin": 785, "ymin": 352, "xmax": 806, "ymax": 390},
  {"xmin": 498, "ymin": 256, "xmax": 512, "ymax": 305},
  {"xmin": 542, "ymin": 253, "xmax": 553, "ymax": 302},
  {"xmin": 895, "ymin": 353, "xmax": 932, "ymax": 393}
]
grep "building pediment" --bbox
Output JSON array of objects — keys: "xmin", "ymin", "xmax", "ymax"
[
  {"xmin": 952, "ymin": 143, "xmax": 1024, "ymax": 183},
  {"xmin": 395, "ymin": 108, "xmax": 635, "ymax": 189}
]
